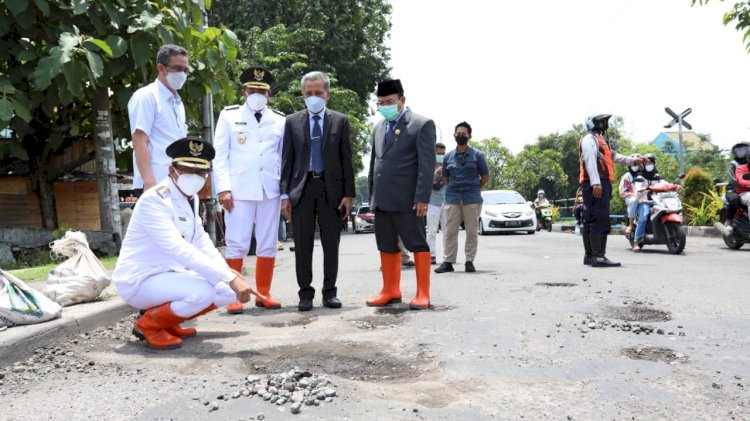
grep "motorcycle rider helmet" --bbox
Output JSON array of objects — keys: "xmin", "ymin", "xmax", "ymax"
[
  {"xmin": 628, "ymin": 154, "xmax": 642, "ymax": 175},
  {"xmin": 537, "ymin": 189, "xmax": 545, "ymax": 197},
  {"xmin": 731, "ymin": 142, "xmax": 750, "ymax": 164},
  {"xmin": 584, "ymin": 114, "xmax": 612, "ymax": 134},
  {"xmin": 643, "ymin": 153, "xmax": 657, "ymax": 176}
]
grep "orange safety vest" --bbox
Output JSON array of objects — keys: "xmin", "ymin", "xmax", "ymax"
[{"xmin": 578, "ymin": 133, "xmax": 614, "ymax": 184}]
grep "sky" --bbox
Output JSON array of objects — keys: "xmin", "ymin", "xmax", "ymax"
[{"xmin": 375, "ymin": 0, "xmax": 750, "ymax": 154}]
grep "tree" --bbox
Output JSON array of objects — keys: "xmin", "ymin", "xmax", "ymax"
[
  {"xmin": 693, "ymin": 1, "xmax": 750, "ymax": 52},
  {"xmin": 0, "ymin": 0, "xmax": 238, "ymax": 229},
  {"xmin": 472, "ymin": 137, "xmax": 515, "ymax": 190},
  {"xmin": 207, "ymin": 0, "xmax": 393, "ymax": 174},
  {"xmin": 507, "ymin": 147, "xmax": 567, "ymax": 201}
]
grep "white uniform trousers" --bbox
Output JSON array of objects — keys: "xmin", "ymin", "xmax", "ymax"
[
  {"xmin": 120, "ymin": 272, "xmax": 236, "ymax": 318},
  {"xmin": 426, "ymin": 203, "xmax": 447, "ymax": 258},
  {"xmin": 225, "ymin": 193, "xmax": 281, "ymax": 259}
]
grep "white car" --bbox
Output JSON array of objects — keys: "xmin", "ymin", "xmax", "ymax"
[{"xmin": 478, "ymin": 190, "xmax": 537, "ymax": 235}]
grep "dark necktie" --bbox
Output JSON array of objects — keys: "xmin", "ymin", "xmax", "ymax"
[
  {"xmin": 311, "ymin": 115, "xmax": 323, "ymax": 173},
  {"xmin": 254, "ymin": 111, "xmax": 262, "ymax": 123},
  {"xmin": 384, "ymin": 120, "xmax": 397, "ymax": 148}
]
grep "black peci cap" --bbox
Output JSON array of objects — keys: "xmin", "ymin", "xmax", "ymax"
[{"xmin": 376, "ymin": 79, "xmax": 404, "ymax": 97}]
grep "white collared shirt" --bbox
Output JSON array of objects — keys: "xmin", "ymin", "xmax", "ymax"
[{"xmin": 128, "ymin": 79, "xmax": 188, "ymax": 188}]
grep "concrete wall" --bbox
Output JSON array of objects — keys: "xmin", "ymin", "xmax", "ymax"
[{"xmin": 0, "ymin": 228, "xmax": 117, "ymax": 264}]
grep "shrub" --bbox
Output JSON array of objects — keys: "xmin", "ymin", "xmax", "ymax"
[
  {"xmin": 681, "ymin": 168, "xmax": 715, "ymax": 223},
  {"xmin": 683, "ymin": 191, "xmax": 721, "ymax": 226}
]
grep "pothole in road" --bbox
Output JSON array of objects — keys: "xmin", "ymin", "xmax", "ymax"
[
  {"xmin": 262, "ymin": 315, "xmax": 317, "ymax": 328},
  {"xmin": 536, "ymin": 282, "xmax": 577, "ymax": 287},
  {"xmin": 375, "ymin": 306, "xmax": 410, "ymax": 315},
  {"xmin": 622, "ymin": 346, "xmax": 688, "ymax": 364},
  {"xmin": 351, "ymin": 315, "xmax": 407, "ymax": 329},
  {"xmin": 604, "ymin": 304, "xmax": 671, "ymax": 322},
  {"xmin": 244, "ymin": 341, "xmax": 434, "ymax": 383}
]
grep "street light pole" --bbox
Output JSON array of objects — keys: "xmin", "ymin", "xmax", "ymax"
[{"xmin": 199, "ymin": 0, "xmax": 217, "ymax": 243}]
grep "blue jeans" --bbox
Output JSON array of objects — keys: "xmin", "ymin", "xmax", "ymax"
[{"xmin": 634, "ymin": 202, "xmax": 652, "ymax": 242}]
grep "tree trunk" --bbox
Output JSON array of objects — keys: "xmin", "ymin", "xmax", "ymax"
[
  {"xmin": 23, "ymin": 121, "xmax": 57, "ymax": 229},
  {"xmin": 92, "ymin": 87, "xmax": 122, "ymax": 251}
]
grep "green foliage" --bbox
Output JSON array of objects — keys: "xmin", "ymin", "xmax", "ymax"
[
  {"xmin": 551, "ymin": 205, "xmax": 560, "ymax": 222},
  {"xmin": 681, "ymin": 168, "xmax": 716, "ymax": 221},
  {"xmin": 52, "ymin": 224, "xmax": 71, "ymax": 240},
  {"xmin": 507, "ymin": 147, "xmax": 568, "ymax": 201},
  {"xmin": 683, "ymin": 191, "xmax": 722, "ymax": 226},
  {"xmin": 693, "ymin": 0, "xmax": 750, "ymax": 53},
  {"xmin": 355, "ymin": 175, "xmax": 369, "ymax": 205},
  {"xmin": 472, "ymin": 137, "xmax": 515, "ymax": 191},
  {"xmin": 1, "ymin": 0, "xmax": 238, "ymax": 227}
]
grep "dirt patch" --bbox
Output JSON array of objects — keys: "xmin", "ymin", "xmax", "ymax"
[
  {"xmin": 603, "ymin": 304, "xmax": 671, "ymax": 322},
  {"xmin": 350, "ymin": 315, "xmax": 407, "ymax": 330},
  {"xmin": 243, "ymin": 341, "xmax": 436, "ymax": 383},
  {"xmin": 429, "ymin": 304, "xmax": 456, "ymax": 312},
  {"xmin": 261, "ymin": 315, "xmax": 318, "ymax": 328},
  {"xmin": 536, "ymin": 282, "xmax": 577, "ymax": 287},
  {"xmin": 622, "ymin": 346, "xmax": 688, "ymax": 364}
]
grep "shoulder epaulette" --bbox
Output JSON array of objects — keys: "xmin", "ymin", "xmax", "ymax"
[
  {"xmin": 156, "ymin": 186, "xmax": 170, "ymax": 198},
  {"xmin": 224, "ymin": 105, "xmax": 240, "ymax": 110},
  {"xmin": 272, "ymin": 109, "xmax": 285, "ymax": 117}
]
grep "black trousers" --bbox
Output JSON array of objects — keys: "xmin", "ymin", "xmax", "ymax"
[
  {"xmin": 581, "ymin": 180, "xmax": 612, "ymax": 235},
  {"xmin": 292, "ymin": 177, "xmax": 341, "ymax": 300},
  {"xmin": 374, "ymin": 209, "xmax": 430, "ymax": 253}
]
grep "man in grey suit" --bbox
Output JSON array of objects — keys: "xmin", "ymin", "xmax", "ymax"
[
  {"xmin": 366, "ymin": 79, "xmax": 435, "ymax": 310},
  {"xmin": 280, "ymin": 71, "xmax": 355, "ymax": 311}
]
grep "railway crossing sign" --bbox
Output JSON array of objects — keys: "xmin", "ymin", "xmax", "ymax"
[{"xmin": 664, "ymin": 107, "xmax": 692, "ymax": 176}]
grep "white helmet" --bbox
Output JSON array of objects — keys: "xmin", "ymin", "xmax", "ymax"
[{"xmin": 537, "ymin": 189, "xmax": 545, "ymax": 196}]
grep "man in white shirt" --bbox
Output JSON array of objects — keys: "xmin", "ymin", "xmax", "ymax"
[
  {"xmin": 113, "ymin": 137, "xmax": 255, "ymax": 350},
  {"xmin": 128, "ymin": 44, "xmax": 190, "ymax": 195}
]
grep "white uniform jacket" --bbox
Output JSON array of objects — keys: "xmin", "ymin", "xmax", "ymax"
[
  {"xmin": 213, "ymin": 103, "xmax": 286, "ymax": 200},
  {"xmin": 112, "ymin": 177, "xmax": 234, "ymax": 301}
]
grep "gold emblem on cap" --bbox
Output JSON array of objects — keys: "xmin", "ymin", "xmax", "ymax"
[
  {"xmin": 254, "ymin": 69, "xmax": 265, "ymax": 81},
  {"xmin": 238, "ymin": 133, "xmax": 246, "ymax": 144},
  {"xmin": 189, "ymin": 141, "xmax": 203, "ymax": 157}
]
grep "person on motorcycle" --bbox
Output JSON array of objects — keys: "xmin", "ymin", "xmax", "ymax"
[
  {"xmin": 715, "ymin": 142, "xmax": 750, "ymax": 236},
  {"xmin": 534, "ymin": 189, "xmax": 550, "ymax": 230},
  {"xmin": 618, "ymin": 154, "xmax": 642, "ymax": 236},
  {"xmin": 632, "ymin": 154, "xmax": 669, "ymax": 252}
]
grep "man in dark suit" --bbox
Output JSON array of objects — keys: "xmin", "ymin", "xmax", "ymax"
[
  {"xmin": 280, "ymin": 71, "xmax": 355, "ymax": 311},
  {"xmin": 366, "ymin": 79, "xmax": 435, "ymax": 310}
]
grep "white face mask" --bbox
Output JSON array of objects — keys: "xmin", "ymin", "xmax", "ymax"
[
  {"xmin": 645, "ymin": 164, "xmax": 655, "ymax": 172},
  {"xmin": 246, "ymin": 93, "xmax": 268, "ymax": 111},
  {"xmin": 166, "ymin": 71, "xmax": 187, "ymax": 91},
  {"xmin": 304, "ymin": 96, "xmax": 327, "ymax": 114},
  {"xmin": 174, "ymin": 168, "xmax": 207, "ymax": 197}
]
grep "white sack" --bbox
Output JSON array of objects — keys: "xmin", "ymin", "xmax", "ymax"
[{"xmin": 45, "ymin": 231, "xmax": 111, "ymax": 306}]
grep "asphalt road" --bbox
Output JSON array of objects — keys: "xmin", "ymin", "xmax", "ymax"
[{"xmin": 1, "ymin": 230, "xmax": 748, "ymax": 420}]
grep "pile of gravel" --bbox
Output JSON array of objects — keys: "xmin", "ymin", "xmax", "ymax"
[{"xmin": 202, "ymin": 368, "xmax": 338, "ymax": 414}]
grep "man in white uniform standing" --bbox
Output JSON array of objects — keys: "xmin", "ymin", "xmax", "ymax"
[
  {"xmin": 113, "ymin": 137, "xmax": 255, "ymax": 350},
  {"xmin": 214, "ymin": 67, "xmax": 286, "ymax": 313},
  {"xmin": 128, "ymin": 44, "xmax": 190, "ymax": 195}
]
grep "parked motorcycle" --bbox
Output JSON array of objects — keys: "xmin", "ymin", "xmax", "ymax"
[{"xmin": 625, "ymin": 182, "xmax": 686, "ymax": 254}]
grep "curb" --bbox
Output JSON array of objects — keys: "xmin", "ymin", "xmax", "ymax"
[
  {"xmin": 552, "ymin": 224, "xmax": 721, "ymax": 238},
  {"xmin": 0, "ymin": 297, "xmax": 136, "ymax": 367}
]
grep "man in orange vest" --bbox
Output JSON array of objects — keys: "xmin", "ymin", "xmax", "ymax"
[{"xmin": 579, "ymin": 114, "xmax": 648, "ymax": 267}]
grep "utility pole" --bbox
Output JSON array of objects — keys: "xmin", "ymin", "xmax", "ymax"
[
  {"xmin": 199, "ymin": 0, "xmax": 217, "ymax": 243},
  {"xmin": 93, "ymin": 87, "xmax": 122, "ymax": 251},
  {"xmin": 664, "ymin": 107, "xmax": 693, "ymax": 176}
]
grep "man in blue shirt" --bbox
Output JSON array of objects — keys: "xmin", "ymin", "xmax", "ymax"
[{"xmin": 435, "ymin": 122, "xmax": 490, "ymax": 273}]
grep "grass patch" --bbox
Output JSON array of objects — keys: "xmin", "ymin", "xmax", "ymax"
[{"xmin": 9, "ymin": 256, "xmax": 118, "ymax": 282}]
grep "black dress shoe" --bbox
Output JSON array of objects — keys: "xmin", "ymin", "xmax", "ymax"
[
  {"xmin": 298, "ymin": 298, "xmax": 313, "ymax": 311},
  {"xmin": 434, "ymin": 262, "xmax": 454, "ymax": 273},
  {"xmin": 322, "ymin": 297, "xmax": 342, "ymax": 308},
  {"xmin": 465, "ymin": 261, "xmax": 476, "ymax": 272}
]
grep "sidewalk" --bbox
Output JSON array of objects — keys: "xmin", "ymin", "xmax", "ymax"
[
  {"xmin": 551, "ymin": 223, "xmax": 722, "ymax": 237},
  {"xmin": 0, "ymin": 282, "xmax": 136, "ymax": 367}
]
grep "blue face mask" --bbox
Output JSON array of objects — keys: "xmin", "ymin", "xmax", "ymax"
[
  {"xmin": 436, "ymin": 155, "xmax": 444, "ymax": 164},
  {"xmin": 378, "ymin": 104, "xmax": 399, "ymax": 121},
  {"xmin": 304, "ymin": 96, "xmax": 326, "ymax": 114}
]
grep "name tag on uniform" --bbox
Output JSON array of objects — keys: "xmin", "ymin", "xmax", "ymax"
[
  {"xmin": 235, "ymin": 122, "xmax": 247, "ymax": 125},
  {"xmin": 178, "ymin": 217, "xmax": 187, "ymax": 221}
]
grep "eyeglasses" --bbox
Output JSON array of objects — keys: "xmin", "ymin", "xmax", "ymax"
[{"xmin": 165, "ymin": 64, "xmax": 191, "ymax": 74}]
